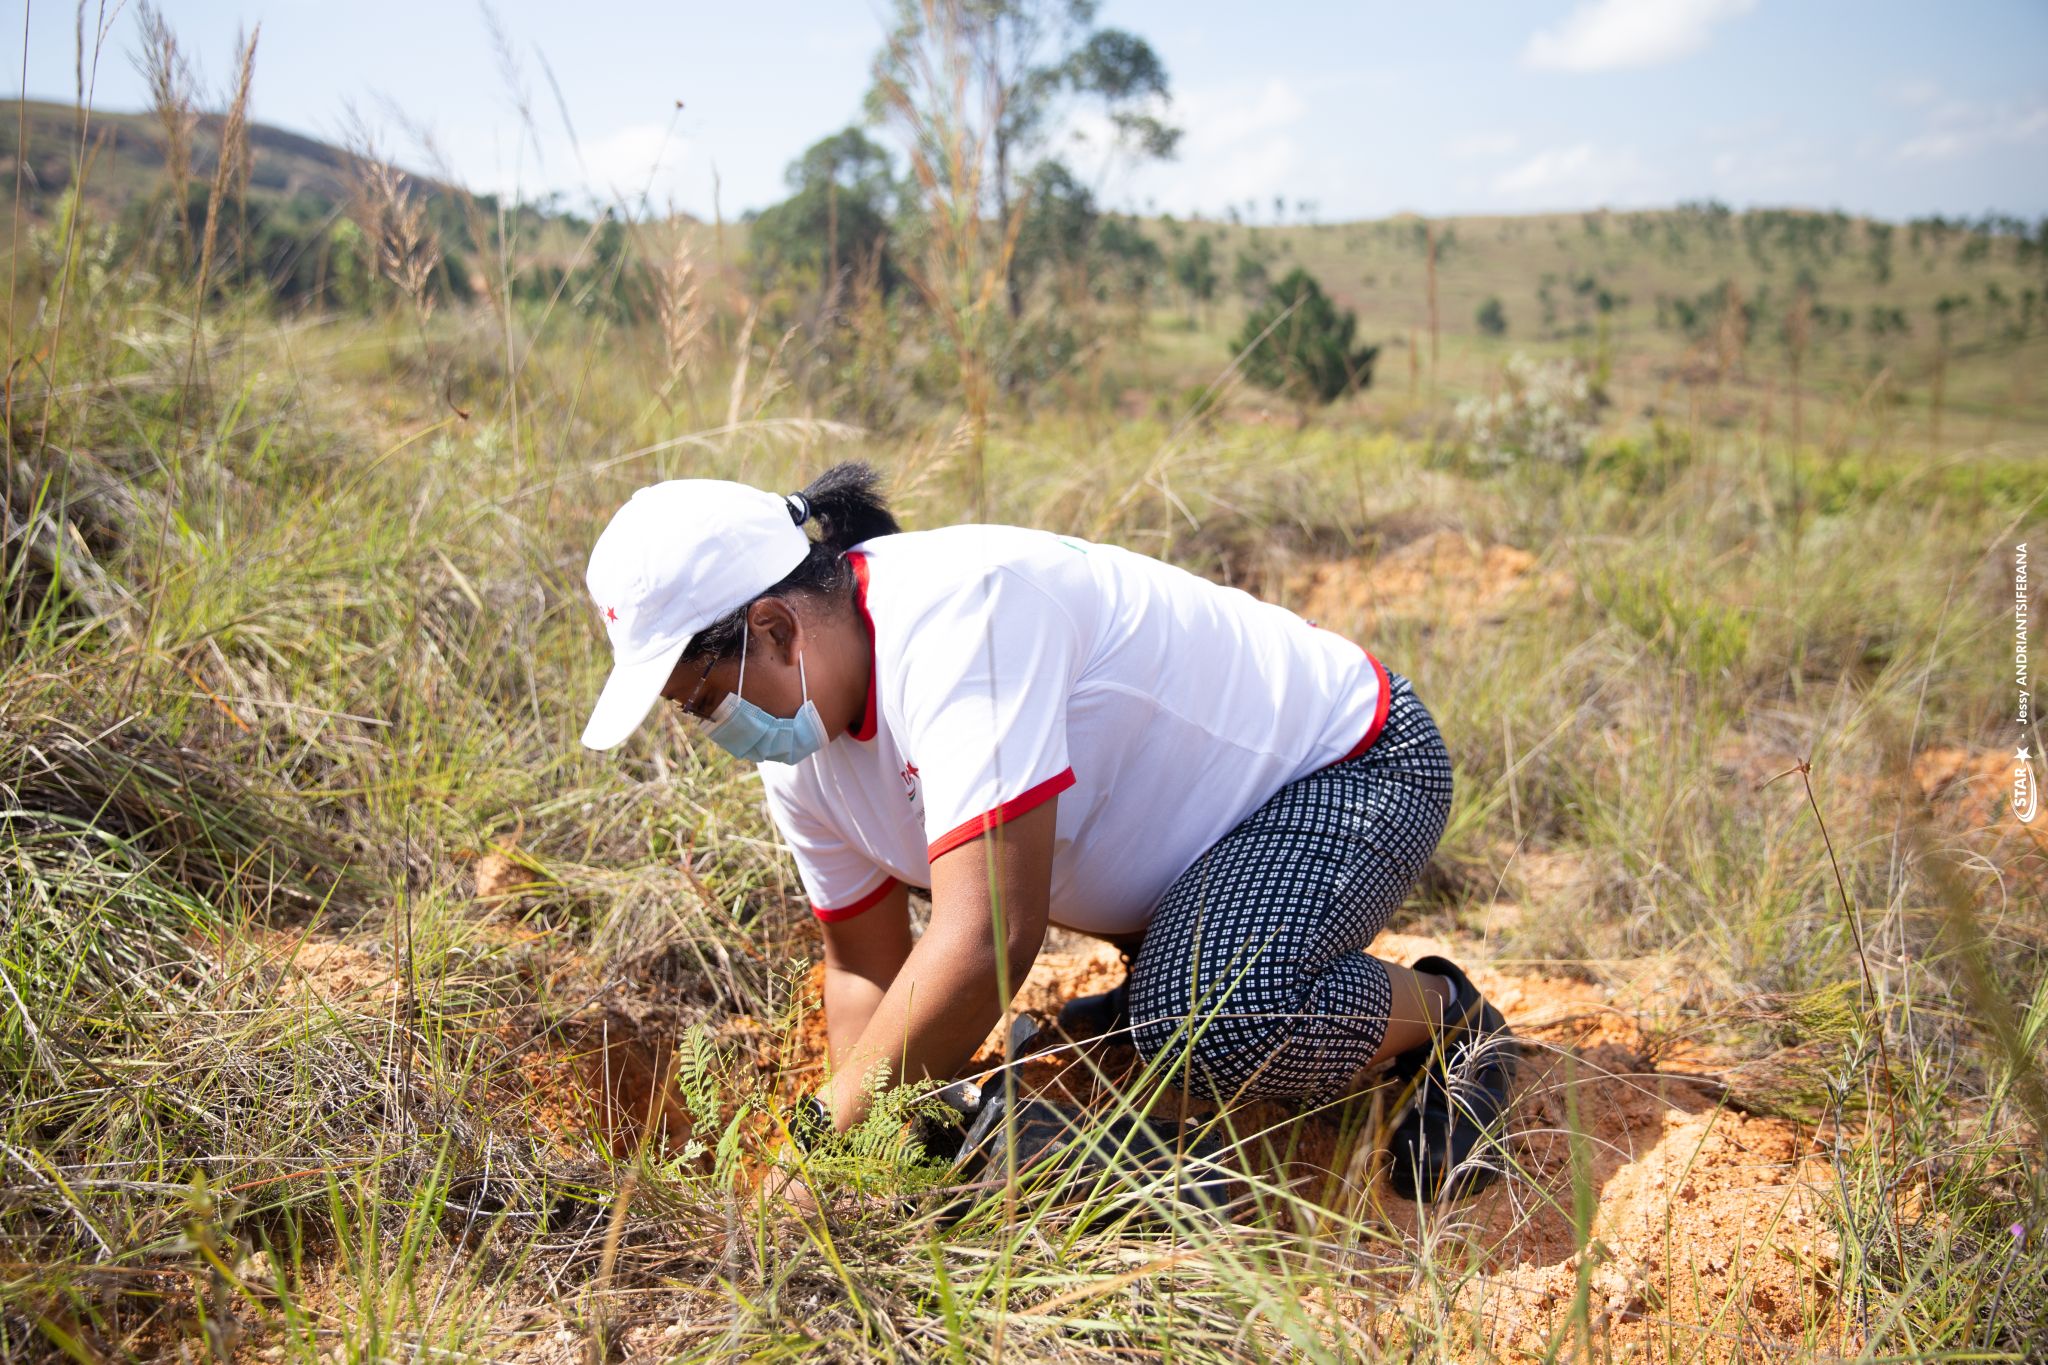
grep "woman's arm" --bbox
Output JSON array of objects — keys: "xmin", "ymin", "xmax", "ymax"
[
  {"xmin": 820, "ymin": 798, "xmax": 1056, "ymax": 1133},
  {"xmin": 818, "ymin": 882, "xmax": 913, "ymax": 1070}
]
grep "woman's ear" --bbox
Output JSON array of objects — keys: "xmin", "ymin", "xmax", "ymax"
[{"xmin": 751, "ymin": 597, "xmax": 801, "ymax": 663}]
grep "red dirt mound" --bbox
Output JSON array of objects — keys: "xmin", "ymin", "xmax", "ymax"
[
  {"xmin": 253, "ymin": 930, "xmax": 401, "ymax": 1006},
  {"xmin": 1285, "ymin": 531, "xmax": 1573, "ymax": 634},
  {"xmin": 1368, "ymin": 932, "xmax": 1839, "ymax": 1360}
]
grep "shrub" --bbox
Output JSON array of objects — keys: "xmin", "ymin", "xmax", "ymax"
[
  {"xmin": 1476, "ymin": 295, "xmax": 1507, "ymax": 336},
  {"xmin": 1230, "ymin": 266, "xmax": 1377, "ymax": 415},
  {"xmin": 1452, "ymin": 353, "xmax": 1597, "ymax": 469}
]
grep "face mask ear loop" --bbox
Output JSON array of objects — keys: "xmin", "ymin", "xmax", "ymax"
[
  {"xmin": 735, "ymin": 616, "xmax": 749, "ymax": 703},
  {"xmin": 797, "ymin": 646, "xmax": 810, "ymax": 706}
]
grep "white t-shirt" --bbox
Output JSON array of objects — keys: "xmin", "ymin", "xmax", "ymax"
[{"xmin": 756, "ymin": 524, "xmax": 1391, "ymax": 935}]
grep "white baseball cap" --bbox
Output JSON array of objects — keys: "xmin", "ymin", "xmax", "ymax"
[{"xmin": 580, "ymin": 479, "xmax": 812, "ymax": 751}]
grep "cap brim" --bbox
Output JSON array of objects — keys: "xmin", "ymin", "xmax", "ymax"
[{"xmin": 580, "ymin": 637, "xmax": 691, "ymax": 751}]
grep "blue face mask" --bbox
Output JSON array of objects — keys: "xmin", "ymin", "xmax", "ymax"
[{"xmin": 700, "ymin": 619, "xmax": 829, "ymax": 766}]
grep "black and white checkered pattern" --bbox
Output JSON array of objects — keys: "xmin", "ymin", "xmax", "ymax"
[{"xmin": 1127, "ymin": 668, "xmax": 1455, "ymax": 1105}]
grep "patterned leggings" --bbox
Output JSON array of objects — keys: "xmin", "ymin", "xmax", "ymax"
[{"xmin": 1126, "ymin": 668, "xmax": 1455, "ymax": 1106}]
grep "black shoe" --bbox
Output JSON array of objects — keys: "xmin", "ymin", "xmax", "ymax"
[
  {"xmin": 1384, "ymin": 955, "xmax": 1520, "ymax": 1203},
  {"xmin": 1056, "ymin": 954, "xmax": 1132, "ymax": 1039}
]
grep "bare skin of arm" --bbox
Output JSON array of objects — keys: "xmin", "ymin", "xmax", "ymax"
[
  {"xmin": 817, "ymin": 882, "xmax": 914, "ymax": 1070},
  {"xmin": 818, "ymin": 798, "xmax": 1056, "ymax": 1134}
]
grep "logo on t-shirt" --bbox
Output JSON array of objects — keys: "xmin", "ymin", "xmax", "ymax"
[{"xmin": 899, "ymin": 760, "xmax": 920, "ymax": 804}]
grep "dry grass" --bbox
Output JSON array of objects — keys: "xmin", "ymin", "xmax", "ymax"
[
  {"xmin": 341, "ymin": 128, "xmax": 443, "ymax": 326},
  {"xmin": 131, "ymin": 3, "xmax": 196, "ymax": 262}
]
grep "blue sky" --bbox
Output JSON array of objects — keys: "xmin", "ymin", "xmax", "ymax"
[{"xmin": 17, "ymin": 1, "xmax": 2048, "ymax": 222}]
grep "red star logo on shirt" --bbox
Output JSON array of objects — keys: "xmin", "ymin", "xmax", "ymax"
[
  {"xmin": 900, "ymin": 761, "xmax": 919, "ymax": 801},
  {"xmin": 605, "ymin": 606, "xmax": 618, "ymax": 622}
]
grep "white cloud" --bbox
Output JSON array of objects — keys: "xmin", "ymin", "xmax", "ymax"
[
  {"xmin": 578, "ymin": 123, "xmax": 693, "ymax": 198},
  {"xmin": 1523, "ymin": 0, "xmax": 1757, "ymax": 73},
  {"xmin": 1448, "ymin": 131, "xmax": 1520, "ymax": 160},
  {"xmin": 1896, "ymin": 99, "xmax": 2048, "ymax": 162},
  {"xmin": 458, "ymin": 119, "xmax": 699, "ymax": 212},
  {"xmin": 802, "ymin": 23, "xmax": 874, "ymax": 58},
  {"xmin": 1699, "ymin": 115, "xmax": 1780, "ymax": 144},
  {"xmin": 1707, "ymin": 138, "xmax": 1831, "ymax": 192},
  {"xmin": 1108, "ymin": 78, "xmax": 1310, "ymax": 212},
  {"xmin": 1897, "ymin": 130, "xmax": 1973, "ymax": 163},
  {"xmin": 1492, "ymin": 142, "xmax": 1657, "ymax": 205},
  {"xmin": 1192, "ymin": 79, "xmax": 1309, "ymax": 141}
]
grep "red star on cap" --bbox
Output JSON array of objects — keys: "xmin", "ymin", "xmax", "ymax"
[{"xmin": 606, "ymin": 606, "xmax": 618, "ymax": 622}]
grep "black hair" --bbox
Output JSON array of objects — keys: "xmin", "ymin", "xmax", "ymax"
[{"xmin": 681, "ymin": 460, "xmax": 900, "ymax": 666}]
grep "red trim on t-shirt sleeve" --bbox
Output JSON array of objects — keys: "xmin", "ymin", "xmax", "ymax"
[
  {"xmin": 925, "ymin": 768, "xmax": 1076, "ymax": 863},
  {"xmin": 846, "ymin": 550, "xmax": 879, "ymax": 742},
  {"xmin": 813, "ymin": 875, "xmax": 899, "ymax": 923},
  {"xmin": 1327, "ymin": 650, "xmax": 1393, "ymax": 767}
]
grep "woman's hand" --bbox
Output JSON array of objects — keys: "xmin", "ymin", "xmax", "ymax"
[{"xmin": 760, "ymin": 1161, "xmax": 821, "ymax": 1215}]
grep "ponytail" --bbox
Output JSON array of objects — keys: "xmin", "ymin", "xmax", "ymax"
[
  {"xmin": 682, "ymin": 461, "xmax": 900, "ymax": 666},
  {"xmin": 796, "ymin": 461, "xmax": 899, "ymax": 552}
]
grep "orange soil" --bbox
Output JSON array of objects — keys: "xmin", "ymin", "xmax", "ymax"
[
  {"xmin": 1284, "ymin": 529, "xmax": 1573, "ymax": 634},
  {"xmin": 1911, "ymin": 745, "xmax": 2047, "ymax": 873},
  {"xmin": 471, "ymin": 848, "xmax": 526, "ymax": 901},
  {"xmin": 1368, "ymin": 932, "xmax": 1840, "ymax": 1361},
  {"xmin": 250, "ymin": 930, "xmax": 401, "ymax": 1007}
]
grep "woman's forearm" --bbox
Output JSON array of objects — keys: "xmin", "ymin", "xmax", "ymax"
[
  {"xmin": 815, "ymin": 882, "xmax": 914, "ymax": 1077},
  {"xmin": 818, "ymin": 800, "xmax": 1058, "ymax": 1136},
  {"xmin": 821, "ymin": 963, "xmax": 891, "ymax": 1071}
]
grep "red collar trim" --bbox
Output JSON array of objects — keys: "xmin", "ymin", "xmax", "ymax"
[{"xmin": 847, "ymin": 550, "xmax": 879, "ymax": 742}]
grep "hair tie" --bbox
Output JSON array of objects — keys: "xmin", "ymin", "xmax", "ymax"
[{"xmin": 785, "ymin": 492, "xmax": 811, "ymax": 526}]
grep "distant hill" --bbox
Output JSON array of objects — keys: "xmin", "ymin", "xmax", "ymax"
[{"xmin": 0, "ymin": 98, "xmax": 443, "ymax": 221}]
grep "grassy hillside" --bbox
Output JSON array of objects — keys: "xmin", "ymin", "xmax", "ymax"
[
  {"xmin": 1, "ymin": 97, "xmax": 371, "ymax": 218},
  {"xmin": 1131, "ymin": 209, "xmax": 2048, "ymax": 444}
]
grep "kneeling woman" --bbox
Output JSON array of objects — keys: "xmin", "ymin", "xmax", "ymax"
[{"xmin": 579, "ymin": 463, "xmax": 1517, "ymax": 1201}]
